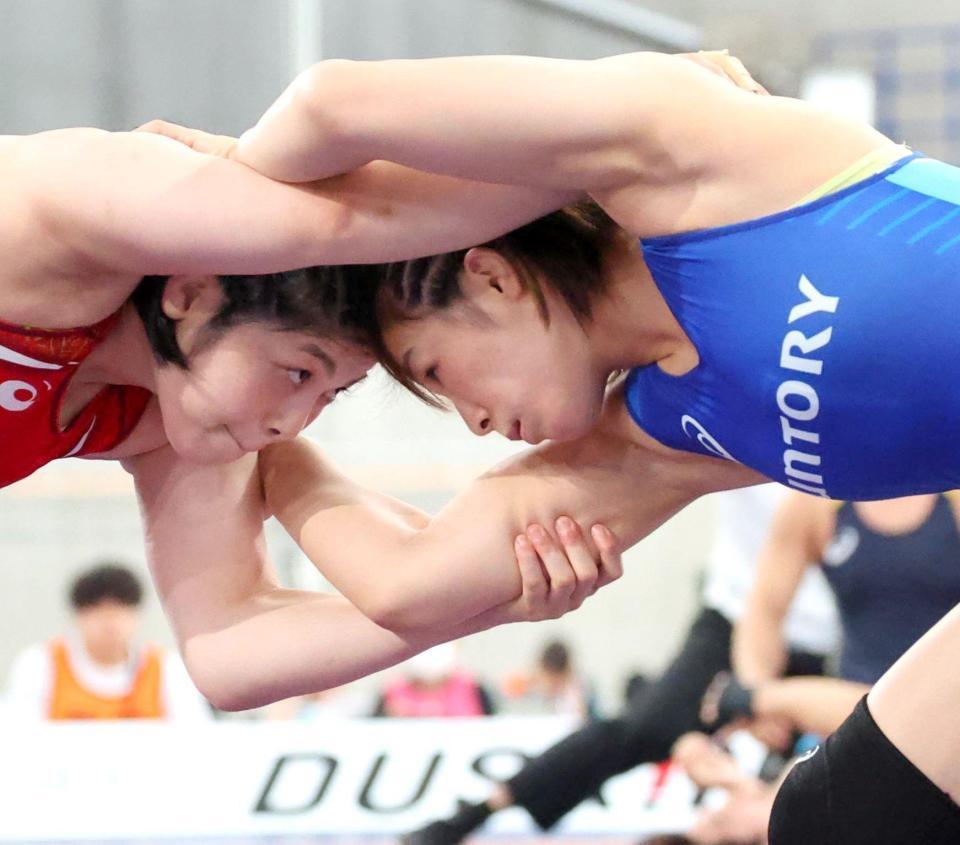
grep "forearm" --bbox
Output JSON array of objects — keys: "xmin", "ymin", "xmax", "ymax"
[
  {"xmin": 262, "ymin": 439, "xmax": 526, "ymax": 631},
  {"xmin": 233, "ymin": 52, "xmax": 697, "ymax": 189},
  {"xmin": 21, "ymin": 128, "xmax": 576, "ymax": 280},
  {"xmin": 134, "ymin": 445, "xmax": 592, "ymax": 713},
  {"xmin": 182, "ymin": 585, "xmax": 521, "ymax": 711},
  {"xmin": 233, "ymin": 65, "xmax": 356, "ymax": 182},
  {"xmin": 732, "ymin": 500, "xmax": 820, "ymax": 685},
  {"xmin": 754, "ymin": 678, "xmax": 868, "ymax": 736},
  {"xmin": 264, "ymin": 404, "xmax": 685, "ymax": 633},
  {"xmin": 732, "ymin": 607, "xmax": 789, "ymax": 685},
  {"xmin": 276, "ymin": 486, "xmax": 525, "ymax": 632}
]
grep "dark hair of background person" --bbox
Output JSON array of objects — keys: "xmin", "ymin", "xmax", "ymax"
[
  {"xmin": 540, "ymin": 640, "xmax": 572, "ymax": 674},
  {"xmin": 69, "ymin": 562, "xmax": 144, "ymax": 610},
  {"xmin": 339, "ymin": 200, "xmax": 619, "ymax": 407}
]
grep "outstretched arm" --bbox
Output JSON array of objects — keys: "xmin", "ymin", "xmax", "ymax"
[
  {"xmin": 128, "ymin": 445, "xmax": 611, "ymax": 711},
  {"xmin": 752, "ymin": 677, "xmax": 868, "ymax": 737},
  {"xmin": 2, "ymin": 128, "xmax": 576, "ymax": 302},
  {"xmin": 231, "ymin": 51, "xmax": 764, "ymax": 191},
  {"xmin": 732, "ymin": 492, "xmax": 833, "ymax": 685},
  {"xmin": 261, "ymin": 391, "xmax": 752, "ymax": 633}
]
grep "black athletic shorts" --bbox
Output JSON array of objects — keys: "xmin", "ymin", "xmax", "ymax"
[{"xmin": 768, "ymin": 696, "xmax": 960, "ymax": 845}]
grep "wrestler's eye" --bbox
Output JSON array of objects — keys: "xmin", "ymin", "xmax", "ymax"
[
  {"xmin": 327, "ymin": 377, "xmax": 365, "ymax": 402},
  {"xmin": 287, "ymin": 368, "xmax": 312, "ymax": 386}
]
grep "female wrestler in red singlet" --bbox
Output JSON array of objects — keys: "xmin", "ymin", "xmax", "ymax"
[
  {"xmin": 0, "ymin": 312, "xmax": 150, "ymax": 487},
  {"xmin": 0, "ymin": 119, "xmax": 631, "ymax": 709}
]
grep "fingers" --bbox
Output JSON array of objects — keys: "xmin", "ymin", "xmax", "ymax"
[
  {"xmin": 134, "ymin": 118, "xmax": 170, "ymax": 134},
  {"xmin": 699, "ymin": 671, "xmax": 729, "ymax": 727},
  {"xmin": 526, "ymin": 524, "xmax": 577, "ymax": 618},
  {"xmin": 133, "ymin": 119, "xmax": 239, "ymax": 156},
  {"xmin": 510, "ymin": 519, "xmax": 623, "ymax": 623},
  {"xmin": 590, "ymin": 523, "xmax": 623, "ymax": 589},
  {"xmin": 684, "ymin": 49, "xmax": 769, "ymax": 96},
  {"xmin": 133, "ymin": 118, "xmax": 194, "ymax": 143},
  {"xmin": 749, "ymin": 715, "xmax": 793, "ymax": 751},
  {"xmin": 513, "ymin": 534, "xmax": 550, "ymax": 620},
  {"xmin": 722, "ymin": 54, "xmax": 768, "ymax": 95},
  {"xmin": 554, "ymin": 517, "xmax": 601, "ymax": 608}
]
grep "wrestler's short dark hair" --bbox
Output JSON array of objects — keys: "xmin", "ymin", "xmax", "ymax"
[
  {"xmin": 132, "ymin": 268, "xmax": 373, "ymax": 368},
  {"xmin": 334, "ymin": 200, "xmax": 619, "ymax": 407},
  {"xmin": 69, "ymin": 563, "xmax": 143, "ymax": 610}
]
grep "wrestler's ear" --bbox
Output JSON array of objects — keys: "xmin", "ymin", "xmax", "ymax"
[
  {"xmin": 160, "ymin": 275, "xmax": 222, "ymax": 322},
  {"xmin": 461, "ymin": 247, "xmax": 525, "ymax": 303}
]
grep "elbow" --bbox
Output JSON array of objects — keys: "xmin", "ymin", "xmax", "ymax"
[
  {"xmin": 362, "ymin": 588, "xmax": 445, "ymax": 634},
  {"xmin": 293, "ymin": 60, "xmax": 359, "ymax": 141},
  {"xmin": 180, "ymin": 636, "xmax": 268, "ymax": 712},
  {"xmin": 362, "ymin": 594, "xmax": 420, "ymax": 633}
]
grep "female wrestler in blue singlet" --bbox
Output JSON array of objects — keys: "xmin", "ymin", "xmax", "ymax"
[{"xmin": 205, "ymin": 51, "xmax": 960, "ymax": 844}]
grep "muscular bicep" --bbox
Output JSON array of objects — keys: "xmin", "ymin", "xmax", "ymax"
[
  {"xmin": 11, "ymin": 129, "xmax": 576, "ymax": 280},
  {"xmin": 11, "ymin": 129, "xmax": 360, "ymax": 277}
]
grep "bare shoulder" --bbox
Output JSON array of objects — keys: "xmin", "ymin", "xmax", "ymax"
[
  {"xmin": 0, "ymin": 129, "xmax": 137, "ymax": 327},
  {"xmin": 1, "ymin": 128, "xmax": 110, "ymax": 206},
  {"xmin": 593, "ymin": 59, "xmax": 897, "ymax": 236}
]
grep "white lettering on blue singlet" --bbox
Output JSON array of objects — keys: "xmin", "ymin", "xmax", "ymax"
[{"xmin": 777, "ymin": 274, "xmax": 839, "ymax": 497}]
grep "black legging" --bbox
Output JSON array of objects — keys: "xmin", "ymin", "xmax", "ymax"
[{"xmin": 507, "ymin": 607, "xmax": 825, "ymax": 829}]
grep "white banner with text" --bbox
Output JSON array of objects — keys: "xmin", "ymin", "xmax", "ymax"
[{"xmin": 0, "ymin": 717, "xmax": 765, "ymax": 840}]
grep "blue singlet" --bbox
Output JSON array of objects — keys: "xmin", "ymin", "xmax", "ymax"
[{"xmin": 625, "ymin": 153, "xmax": 960, "ymax": 500}]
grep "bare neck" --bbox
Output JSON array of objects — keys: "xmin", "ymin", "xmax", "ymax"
[
  {"xmin": 586, "ymin": 235, "xmax": 697, "ymax": 376},
  {"xmin": 76, "ymin": 302, "xmax": 157, "ymax": 393}
]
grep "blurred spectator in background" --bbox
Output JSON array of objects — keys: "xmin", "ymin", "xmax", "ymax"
[
  {"xmin": 667, "ymin": 491, "xmax": 960, "ymax": 844},
  {"xmin": 374, "ymin": 643, "xmax": 495, "ymax": 718},
  {"xmin": 3, "ymin": 562, "xmax": 210, "ymax": 721},
  {"xmin": 500, "ymin": 639, "xmax": 597, "ymax": 719}
]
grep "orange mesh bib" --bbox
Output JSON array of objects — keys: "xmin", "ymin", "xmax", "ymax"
[{"xmin": 47, "ymin": 638, "xmax": 165, "ymax": 720}]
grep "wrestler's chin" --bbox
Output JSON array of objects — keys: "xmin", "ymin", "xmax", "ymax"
[
  {"xmin": 538, "ymin": 408, "xmax": 599, "ymax": 444},
  {"xmin": 164, "ymin": 426, "xmax": 244, "ymax": 465}
]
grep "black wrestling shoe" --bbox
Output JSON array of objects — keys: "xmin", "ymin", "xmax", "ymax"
[{"xmin": 400, "ymin": 800, "xmax": 491, "ymax": 845}]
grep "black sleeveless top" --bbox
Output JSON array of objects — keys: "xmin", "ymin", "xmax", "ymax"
[{"xmin": 820, "ymin": 495, "xmax": 960, "ymax": 683}]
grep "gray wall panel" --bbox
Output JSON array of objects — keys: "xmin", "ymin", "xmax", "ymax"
[{"xmin": 320, "ymin": 0, "xmax": 657, "ymax": 60}]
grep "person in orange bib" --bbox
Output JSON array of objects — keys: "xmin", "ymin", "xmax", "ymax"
[{"xmin": 4, "ymin": 562, "xmax": 210, "ymax": 721}]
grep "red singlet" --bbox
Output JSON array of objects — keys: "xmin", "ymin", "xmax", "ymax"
[{"xmin": 0, "ymin": 311, "xmax": 152, "ymax": 488}]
